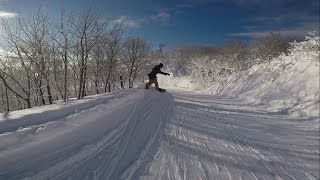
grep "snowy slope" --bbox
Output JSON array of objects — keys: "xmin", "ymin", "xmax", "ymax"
[
  {"xmin": 203, "ymin": 35, "xmax": 320, "ymax": 117},
  {"xmin": 142, "ymin": 90, "xmax": 319, "ymax": 180},
  {"xmin": 0, "ymin": 89, "xmax": 174, "ymax": 179},
  {"xmin": 0, "ymin": 89, "xmax": 319, "ymax": 180},
  {"xmin": 158, "ymin": 35, "xmax": 319, "ymax": 118}
]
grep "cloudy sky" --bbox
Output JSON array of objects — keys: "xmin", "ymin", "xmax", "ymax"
[{"xmin": 0, "ymin": 0, "xmax": 319, "ymax": 48}]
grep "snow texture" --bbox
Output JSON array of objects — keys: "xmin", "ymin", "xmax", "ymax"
[{"xmin": 0, "ymin": 88, "xmax": 319, "ymax": 179}]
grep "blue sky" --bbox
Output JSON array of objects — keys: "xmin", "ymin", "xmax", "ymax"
[{"xmin": 0, "ymin": 0, "xmax": 319, "ymax": 48}]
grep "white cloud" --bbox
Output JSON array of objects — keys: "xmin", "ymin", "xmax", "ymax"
[
  {"xmin": 0, "ymin": 11, "xmax": 18, "ymax": 18},
  {"xmin": 113, "ymin": 10, "xmax": 172, "ymax": 29},
  {"xmin": 113, "ymin": 16, "xmax": 143, "ymax": 28},
  {"xmin": 150, "ymin": 11, "xmax": 171, "ymax": 25}
]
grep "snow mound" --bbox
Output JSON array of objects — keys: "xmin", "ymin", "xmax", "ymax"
[{"xmin": 205, "ymin": 34, "xmax": 320, "ymax": 117}]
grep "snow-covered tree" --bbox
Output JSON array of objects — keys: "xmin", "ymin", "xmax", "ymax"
[{"xmin": 251, "ymin": 32, "xmax": 291, "ymax": 63}]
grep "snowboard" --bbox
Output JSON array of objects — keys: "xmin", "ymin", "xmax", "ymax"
[{"xmin": 145, "ymin": 85, "xmax": 166, "ymax": 92}]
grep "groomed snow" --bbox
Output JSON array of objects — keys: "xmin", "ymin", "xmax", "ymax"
[{"xmin": 0, "ymin": 88, "xmax": 319, "ymax": 179}]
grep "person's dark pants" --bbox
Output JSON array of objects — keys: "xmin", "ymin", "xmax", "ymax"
[{"xmin": 145, "ymin": 78, "xmax": 159, "ymax": 90}]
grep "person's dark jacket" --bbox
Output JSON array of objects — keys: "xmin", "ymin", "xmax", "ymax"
[{"xmin": 148, "ymin": 65, "xmax": 169, "ymax": 78}]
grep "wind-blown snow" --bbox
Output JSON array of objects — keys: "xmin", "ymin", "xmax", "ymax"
[{"xmin": 158, "ymin": 75, "xmax": 200, "ymax": 91}]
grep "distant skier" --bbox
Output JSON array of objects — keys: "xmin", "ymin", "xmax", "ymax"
[{"xmin": 145, "ymin": 63, "xmax": 170, "ymax": 91}]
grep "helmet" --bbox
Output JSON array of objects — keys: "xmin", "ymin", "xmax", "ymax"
[{"xmin": 159, "ymin": 63, "xmax": 163, "ymax": 67}]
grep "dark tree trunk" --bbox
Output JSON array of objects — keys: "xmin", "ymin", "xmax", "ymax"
[
  {"xmin": 46, "ymin": 82, "xmax": 53, "ymax": 104},
  {"xmin": 81, "ymin": 60, "xmax": 88, "ymax": 98},
  {"xmin": 120, "ymin": 76, "xmax": 124, "ymax": 89},
  {"xmin": 64, "ymin": 43, "xmax": 68, "ymax": 102},
  {"xmin": 5, "ymin": 86, "xmax": 9, "ymax": 111}
]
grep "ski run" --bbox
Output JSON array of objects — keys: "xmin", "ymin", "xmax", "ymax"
[{"xmin": 0, "ymin": 88, "xmax": 319, "ymax": 180}]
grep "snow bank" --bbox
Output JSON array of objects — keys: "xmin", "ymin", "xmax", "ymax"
[{"xmin": 205, "ymin": 34, "xmax": 320, "ymax": 117}]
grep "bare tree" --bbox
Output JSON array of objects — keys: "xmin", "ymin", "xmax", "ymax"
[
  {"xmin": 70, "ymin": 9, "xmax": 109, "ymax": 99},
  {"xmin": 123, "ymin": 36, "xmax": 150, "ymax": 88},
  {"xmin": 0, "ymin": 8, "xmax": 154, "ymax": 112},
  {"xmin": 103, "ymin": 23, "xmax": 123, "ymax": 92},
  {"xmin": 52, "ymin": 9, "xmax": 73, "ymax": 102},
  {"xmin": 1, "ymin": 17, "xmax": 34, "ymax": 108},
  {"xmin": 1, "ymin": 9, "xmax": 55, "ymax": 105},
  {"xmin": 0, "ymin": 61, "xmax": 32, "ymax": 108},
  {"xmin": 91, "ymin": 33, "xmax": 105, "ymax": 94},
  {"xmin": 0, "ymin": 60, "xmax": 12, "ymax": 111}
]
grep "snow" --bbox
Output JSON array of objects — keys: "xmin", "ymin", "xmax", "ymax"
[
  {"xmin": 211, "ymin": 56, "xmax": 320, "ymax": 117},
  {"xmin": 142, "ymin": 91, "xmax": 319, "ymax": 180},
  {"xmin": 0, "ymin": 89, "xmax": 174, "ymax": 179},
  {"xmin": 0, "ymin": 88, "xmax": 319, "ymax": 179},
  {"xmin": 0, "ymin": 35, "xmax": 318, "ymax": 179},
  {"xmin": 158, "ymin": 75, "xmax": 200, "ymax": 91}
]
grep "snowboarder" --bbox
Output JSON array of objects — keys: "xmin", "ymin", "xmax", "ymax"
[{"xmin": 145, "ymin": 63, "xmax": 170, "ymax": 92}]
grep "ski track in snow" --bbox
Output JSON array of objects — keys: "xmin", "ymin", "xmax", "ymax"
[{"xmin": 0, "ymin": 89, "xmax": 319, "ymax": 180}]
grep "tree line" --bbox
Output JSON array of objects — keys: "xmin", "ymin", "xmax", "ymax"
[
  {"xmin": 0, "ymin": 8, "xmax": 293, "ymax": 112},
  {"xmin": 167, "ymin": 32, "xmax": 292, "ymax": 89},
  {"xmin": 0, "ymin": 9, "xmax": 150, "ymax": 112}
]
